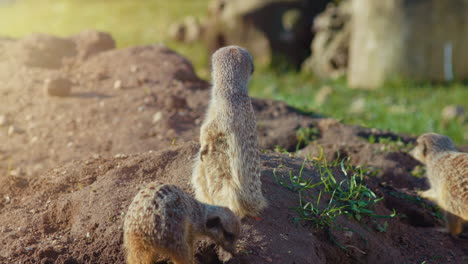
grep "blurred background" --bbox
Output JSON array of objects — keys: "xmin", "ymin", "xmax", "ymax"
[{"xmin": 0, "ymin": 0, "xmax": 467, "ymax": 144}]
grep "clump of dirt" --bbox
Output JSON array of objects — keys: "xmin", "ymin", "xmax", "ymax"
[
  {"xmin": 0, "ymin": 31, "xmax": 313, "ymax": 190},
  {"xmin": 0, "ymin": 32, "xmax": 466, "ymax": 264}
]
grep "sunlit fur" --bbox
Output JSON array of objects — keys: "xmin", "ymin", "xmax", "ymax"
[
  {"xmin": 192, "ymin": 45, "xmax": 267, "ymax": 218},
  {"xmin": 410, "ymin": 133, "xmax": 468, "ymax": 236},
  {"xmin": 123, "ymin": 183, "xmax": 241, "ymax": 264}
]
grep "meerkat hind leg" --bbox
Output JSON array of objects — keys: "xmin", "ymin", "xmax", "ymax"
[
  {"xmin": 125, "ymin": 234, "xmax": 159, "ymax": 264},
  {"xmin": 169, "ymin": 222, "xmax": 195, "ymax": 264},
  {"xmin": 446, "ymin": 212, "xmax": 463, "ymax": 236}
]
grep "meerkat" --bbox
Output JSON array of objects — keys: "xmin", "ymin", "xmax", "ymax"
[
  {"xmin": 123, "ymin": 183, "xmax": 241, "ymax": 264},
  {"xmin": 191, "ymin": 45, "xmax": 267, "ymax": 218},
  {"xmin": 410, "ymin": 133, "xmax": 468, "ymax": 236}
]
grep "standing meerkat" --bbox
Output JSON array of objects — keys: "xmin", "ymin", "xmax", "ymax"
[
  {"xmin": 191, "ymin": 45, "xmax": 267, "ymax": 218},
  {"xmin": 410, "ymin": 133, "xmax": 468, "ymax": 236},
  {"xmin": 123, "ymin": 183, "xmax": 241, "ymax": 264}
]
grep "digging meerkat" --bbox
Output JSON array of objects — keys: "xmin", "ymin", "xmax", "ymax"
[
  {"xmin": 410, "ymin": 133, "xmax": 468, "ymax": 236},
  {"xmin": 123, "ymin": 183, "xmax": 241, "ymax": 264},
  {"xmin": 191, "ymin": 45, "xmax": 267, "ymax": 218}
]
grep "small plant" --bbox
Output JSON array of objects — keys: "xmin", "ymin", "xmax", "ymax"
[
  {"xmin": 365, "ymin": 135, "xmax": 414, "ymax": 153},
  {"xmin": 295, "ymin": 127, "xmax": 320, "ymax": 151},
  {"xmin": 274, "ymin": 156, "xmax": 395, "ymax": 231},
  {"xmin": 273, "ymin": 145, "xmax": 295, "ymax": 157}
]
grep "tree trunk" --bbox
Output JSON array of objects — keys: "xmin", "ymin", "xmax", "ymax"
[{"xmin": 348, "ymin": 0, "xmax": 468, "ymax": 89}]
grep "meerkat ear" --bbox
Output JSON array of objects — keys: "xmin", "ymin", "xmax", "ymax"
[{"xmin": 206, "ymin": 216, "xmax": 221, "ymax": 229}]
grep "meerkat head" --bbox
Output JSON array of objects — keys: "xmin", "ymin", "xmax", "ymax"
[
  {"xmin": 410, "ymin": 133, "xmax": 456, "ymax": 163},
  {"xmin": 204, "ymin": 205, "xmax": 241, "ymax": 254},
  {"xmin": 211, "ymin": 45, "xmax": 254, "ymax": 93}
]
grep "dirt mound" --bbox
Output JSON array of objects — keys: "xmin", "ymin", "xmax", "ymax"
[
  {"xmin": 299, "ymin": 119, "xmax": 422, "ymax": 189},
  {"xmin": 0, "ymin": 32, "xmax": 467, "ymax": 263},
  {"xmin": 0, "ymin": 31, "xmax": 313, "ymax": 189},
  {"xmin": 1, "ymin": 142, "xmax": 466, "ymax": 264}
]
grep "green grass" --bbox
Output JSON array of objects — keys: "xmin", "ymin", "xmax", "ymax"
[
  {"xmin": 249, "ymin": 72, "xmax": 468, "ymax": 145},
  {"xmin": 1, "ymin": 0, "xmax": 467, "ymax": 144},
  {"xmin": 274, "ymin": 155, "xmax": 394, "ymax": 230},
  {"xmin": 364, "ymin": 135, "xmax": 414, "ymax": 154},
  {"xmin": 273, "ymin": 154, "xmax": 395, "ymax": 249}
]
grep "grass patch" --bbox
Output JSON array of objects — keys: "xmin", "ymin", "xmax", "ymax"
[
  {"xmin": 365, "ymin": 135, "xmax": 414, "ymax": 153},
  {"xmin": 274, "ymin": 154, "xmax": 395, "ymax": 232},
  {"xmin": 250, "ymin": 71, "xmax": 468, "ymax": 145},
  {"xmin": 295, "ymin": 127, "xmax": 320, "ymax": 151}
]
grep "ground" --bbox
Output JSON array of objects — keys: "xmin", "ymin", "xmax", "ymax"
[{"xmin": 0, "ymin": 32, "xmax": 467, "ymax": 264}]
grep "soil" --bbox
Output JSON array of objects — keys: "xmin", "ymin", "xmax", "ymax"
[{"xmin": 0, "ymin": 31, "xmax": 466, "ymax": 264}]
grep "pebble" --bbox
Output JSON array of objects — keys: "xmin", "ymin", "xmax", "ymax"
[
  {"xmin": 44, "ymin": 77, "xmax": 72, "ymax": 97},
  {"xmin": 113, "ymin": 79, "xmax": 122, "ymax": 90},
  {"xmin": 114, "ymin": 153, "xmax": 128, "ymax": 159},
  {"xmin": 7, "ymin": 125, "xmax": 22, "ymax": 136},
  {"xmin": 152, "ymin": 112, "xmax": 163, "ymax": 124},
  {"xmin": 30, "ymin": 136, "xmax": 39, "ymax": 144},
  {"xmin": 130, "ymin": 65, "xmax": 138, "ymax": 73},
  {"xmin": 9, "ymin": 168, "xmax": 22, "ymax": 176},
  {"xmin": 166, "ymin": 95, "xmax": 187, "ymax": 110},
  {"xmin": 0, "ymin": 114, "xmax": 10, "ymax": 127}
]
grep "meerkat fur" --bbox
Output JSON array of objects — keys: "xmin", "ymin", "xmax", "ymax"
[
  {"xmin": 123, "ymin": 183, "xmax": 241, "ymax": 264},
  {"xmin": 410, "ymin": 133, "xmax": 468, "ymax": 236},
  {"xmin": 191, "ymin": 45, "xmax": 267, "ymax": 218}
]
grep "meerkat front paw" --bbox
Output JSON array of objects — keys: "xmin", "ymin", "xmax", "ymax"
[
  {"xmin": 418, "ymin": 189, "xmax": 437, "ymax": 201},
  {"xmin": 200, "ymin": 145, "xmax": 208, "ymax": 161}
]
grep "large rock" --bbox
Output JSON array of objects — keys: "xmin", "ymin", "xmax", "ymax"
[
  {"xmin": 302, "ymin": 0, "xmax": 351, "ymax": 78},
  {"xmin": 204, "ymin": 0, "xmax": 331, "ymax": 68},
  {"xmin": 348, "ymin": 0, "xmax": 468, "ymax": 89},
  {"xmin": 71, "ymin": 30, "xmax": 116, "ymax": 60}
]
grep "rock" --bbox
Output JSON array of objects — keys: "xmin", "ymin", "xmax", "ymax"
[
  {"xmin": 167, "ymin": 16, "xmax": 203, "ymax": 43},
  {"xmin": 302, "ymin": 0, "xmax": 351, "ymax": 78},
  {"xmin": 7, "ymin": 126, "xmax": 23, "ymax": 136},
  {"xmin": 0, "ymin": 114, "xmax": 10, "ymax": 127},
  {"xmin": 441, "ymin": 105, "xmax": 465, "ymax": 121},
  {"xmin": 71, "ymin": 30, "xmax": 116, "ymax": 60},
  {"xmin": 44, "ymin": 78, "xmax": 72, "ymax": 97},
  {"xmin": 114, "ymin": 153, "xmax": 128, "ymax": 159},
  {"xmin": 152, "ymin": 112, "xmax": 163, "ymax": 124},
  {"xmin": 113, "ymin": 80, "xmax": 122, "ymax": 90},
  {"xmin": 16, "ymin": 34, "xmax": 77, "ymax": 69},
  {"xmin": 201, "ymin": 0, "xmax": 330, "ymax": 68},
  {"xmin": 165, "ymin": 95, "xmax": 187, "ymax": 110}
]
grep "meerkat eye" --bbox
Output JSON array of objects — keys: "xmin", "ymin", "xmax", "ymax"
[
  {"xmin": 422, "ymin": 142, "xmax": 428, "ymax": 157},
  {"xmin": 206, "ymin": 217, "xmax": 221, "ymax": 229},
  {"xmin": 223, "ymin": 230, "xmax": 235, "ymax": 242},
  {"xmin": 250, "ymin": 62, "xmax": 255, "ymax": 75}
]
